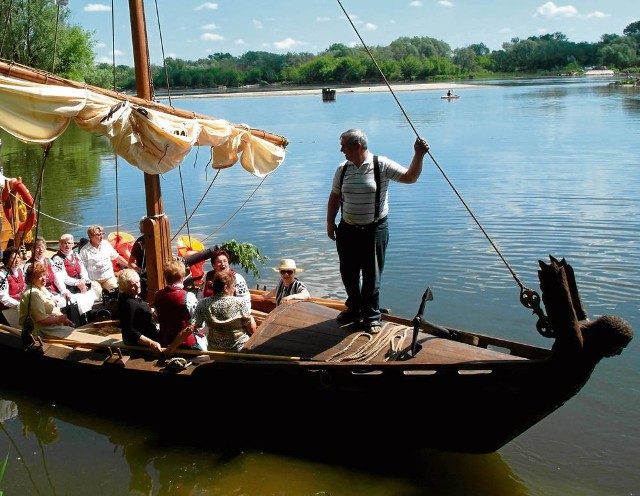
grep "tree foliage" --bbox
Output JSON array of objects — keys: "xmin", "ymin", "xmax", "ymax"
[
  {"xmin": 0, "ymin": 4, "xmax": 638, "ymax": 90},
  {"xmin": 0, "ymin": 0, "xmax": 95, "ymax": 79},
  {"xmin": 218, "ymin": 240, "xmax": 268, "ymax": 279}
]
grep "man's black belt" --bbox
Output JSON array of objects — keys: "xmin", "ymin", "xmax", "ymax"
[{"xmin": 341, "ymin": 216, "xmax": 387, "ymax": 230}]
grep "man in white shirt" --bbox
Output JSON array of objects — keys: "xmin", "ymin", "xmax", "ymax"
[
  {"xmin": 326, "ymin": 128, "xmax": 429, "ymax": 334},
  {"xmin": 79, "ymin": 225, "xmax": 130, "ymax": 300}
]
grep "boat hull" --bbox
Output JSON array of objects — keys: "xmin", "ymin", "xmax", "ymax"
[{"xmin": 0, "ymin": 302, "xmax": 599, "ymax": 454}]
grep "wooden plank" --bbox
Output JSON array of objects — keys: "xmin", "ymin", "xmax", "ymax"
[{"xmin": 42, "ymin": 328, "xmax": 122, "ymax": 345}]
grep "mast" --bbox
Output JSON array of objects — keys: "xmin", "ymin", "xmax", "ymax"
[{"xmin": 129, "ymin": 0, "xmax": 172, "ymax": 302}]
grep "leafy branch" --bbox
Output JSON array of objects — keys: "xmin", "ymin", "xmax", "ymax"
[{"xmin": 218, "ymin": 240, "xmax": 268, "ymax": 279}]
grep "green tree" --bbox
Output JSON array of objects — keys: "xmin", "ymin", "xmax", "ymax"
[
  {"xmin": 623, "ymin": 21, "xmax": 640, "ymax": 36},
  {"xmin": 0, "ymin": 0, "xmax": 95, "ymax": 79},
  {"xmin": 399, "ymin": 55, "xmax": 422, "ymax": 80},
  {"xmin": 468, "ymin": 43, "xmax": 490, "ymax": 56},
  {"xmin": 600, "ymin": 40, "xmax": 637, "ymax": 68},
  {"xmin": 453, "ymin": 47, "xmax": 479, "ymax": 73},
  {"xmin": 331, "ymin": 57, "xmax": 366, "ymax": 82}
]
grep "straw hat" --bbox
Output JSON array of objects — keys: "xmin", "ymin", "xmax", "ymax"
[{"xmin": 273, "ymin": 258, "xmax": 303, "ymax": 273}]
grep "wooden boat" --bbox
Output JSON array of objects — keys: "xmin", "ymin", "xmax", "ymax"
[{"xmin": 0, "ymin": 1, "xmax": 633, "ymax": 454}]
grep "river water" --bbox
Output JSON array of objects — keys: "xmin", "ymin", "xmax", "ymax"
[{"xmin": 0, "ymin": 77, "xmax": 638, "ymax": 495}]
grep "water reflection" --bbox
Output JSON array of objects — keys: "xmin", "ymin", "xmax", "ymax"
[
  {"xmin": 0, "ymin": 392, "xmax": 531, "ymax": 496},
  {"xmin": 0, "ymin": 124, "xmax": 113, "ymax": 240}
]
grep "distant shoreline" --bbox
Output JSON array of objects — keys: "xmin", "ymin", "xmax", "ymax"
[{"xmin": 159, "ymin": 81, "xmax": 487, "ymax": 100}]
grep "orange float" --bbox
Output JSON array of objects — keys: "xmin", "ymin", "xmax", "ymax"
[
  {"xmin": 2, "ymin": 179, "xmax": 36, "ymax": 234},
  {"xmin": 176, "ymin": 235, "xmax": 205, "ymax": 283},
  {"xmin": 108, "ymin": 231, "xmax": 135, "ymax": 271}
]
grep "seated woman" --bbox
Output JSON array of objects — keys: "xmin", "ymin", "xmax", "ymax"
[
  {"xmin": 0, "ymin": 246, "xmax": 26, "ymax": 328},
  {"xmin": 27, "ymin": 236, "xmax": 92, "ymax": 327},
  {"xmin": 154, "ymin": 259, "xmax": 201, "ymax": 354},
  {"xmin": 201, "ymin": 248, "xmax": 250, "ymax": 302},
  {"xmin": 19, "ymin": 262, "xmax": 75, "ymax": 338},
  {"xmin": 117, "ymin": 268, "xmax": 162, "ymax": 352},
  {"xmin": 259, "ymin": 258, "xmax": 310, "ymax": 306},
  {"xmin": 189, "ymin": 271, "xmax": 256, "ymax": 351},
  {"xmin": 50, "ymin": 233, "xmax": 97, "ymax": 320}
]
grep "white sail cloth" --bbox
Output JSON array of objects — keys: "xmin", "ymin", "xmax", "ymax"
[{"xmin": 0, "ymin": 75, "xmax": 285, "ymax": 177}]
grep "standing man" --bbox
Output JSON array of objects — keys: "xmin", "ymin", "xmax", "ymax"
[{"xmin": 326, "ymin": 129, "xmax": 429, "ymax": 334}]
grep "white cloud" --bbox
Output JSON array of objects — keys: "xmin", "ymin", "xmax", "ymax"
[
  {"xmin": 253, "ymin": 19, "xmax": 264, "ymax": 29},
  {"xmin": 201, "ymin": 24, "xmax": 217, "ymax": 30},
  {"xmin": 409, "ymin": 1, "xmax": 423, "ymax": 6},
  {"xmin": 535, "ymin": 2, "xmax": 578, "ymax": 18},
  {"xmin": 499, "ymin": 27, "xmax": 513, "ymax": 34},
  {"xmin": 584, "ymin": 11, "xmax": 609, "ymax": 19},
  {"xmin": 84, "ymin": 3, "xmax": 111, "ymax": 12},
  {"xmin": 438, "ymin": 1, "xmax": 454, "ymax": 7},
  {"xmin": 194, "ymin": 2, "xmax": 218, "ymax": 11},
  {"xmin": 201, "ymin": 33, "xmax": 225, "ymax": 41},
  {"xmin": 234, "ymin": 39, "xmax": 247, "ymax": 45},
  {"xmin": 316, "ymin": 16, "xmax": 330, "ymax": 22},
  {"xmin": 364, "ymin": 23, "xmax": 377, "ymax": 31},
  {"xmin": 273, "ymin": 37, "xmax": 305, "ymax": 50}
]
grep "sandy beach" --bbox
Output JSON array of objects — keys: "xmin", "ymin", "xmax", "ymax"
[{"xmin": 166, "ymin": 81, "xmax": 486, "ymax": 99}]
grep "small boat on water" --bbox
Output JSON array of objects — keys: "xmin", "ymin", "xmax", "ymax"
[
  {"xmin": 441, "ymin": 93, "xmax": 461, "ymax": 99},
  {"xmin": 0, "ymin": 0, "xmax": 633, "ymax": 454}
]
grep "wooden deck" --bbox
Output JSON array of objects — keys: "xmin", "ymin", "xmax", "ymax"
[{"xmin": 245, "ymin": 301, "xmax": 525, "ymax": 364}]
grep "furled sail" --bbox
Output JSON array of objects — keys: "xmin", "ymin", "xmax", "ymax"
[{"xmin": 0, "ymin": 67, "xmax": 287, "ymax": 177}]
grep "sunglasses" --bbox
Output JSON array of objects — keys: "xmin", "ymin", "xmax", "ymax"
[{"xmin": 280, "ymin": 270, "xmax": 294, "ymax": 275}]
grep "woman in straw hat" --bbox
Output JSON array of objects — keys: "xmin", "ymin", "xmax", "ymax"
[{"xmin": 259, "ymin": 258, "xmax": 310, "ymax": 306}]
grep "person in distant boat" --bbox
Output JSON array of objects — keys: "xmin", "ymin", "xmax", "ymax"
[
  {"xmin": 80, "ymin": 225, "xmax": 130, "ymax": 300},
  {"xmin": 51, "ymin": 233, "xmax": 97, "ymax": 320},
  {"xmin": 154, "ymin": 259, "xmax": 201, "ymax": 354},
  {"xmin": 19, "ymin": 262, "xmax": 75, "ymax": 338},
  {"xmin": 117, "ymin": 268, "xmax": 162, "ymax": 352},
  {"xmin": 326, "ymin": 128, "xmax": 429, "ymax": 335},
  {"xmin": 447, "ymin": 89, "xmax": 452, "ymax": 96},
  {"xmin": 188, "ymin": 270, "xmax": 255, "ymax": 351},
  {"xmin": 258, "ymin": 258, "xmax": 310, "ymax": 306},
  {"xmin": 201, "ymin": 248, "xmax": 250, "ymax": 302},
  {"xmin": 0, "ymin": 246, "xmax": 26, "ymax": 328}
]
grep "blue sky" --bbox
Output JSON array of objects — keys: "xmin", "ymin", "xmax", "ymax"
[{"xmin": 67, "ymin": 1, "xmax": 638, "ymax": 65}]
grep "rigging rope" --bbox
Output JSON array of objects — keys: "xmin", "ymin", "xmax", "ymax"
[
  {"xmin": 170, "ymin": 168, "xmax": 220, "ymax": 243},
  {"xmin": 327, "ymin": 323, "xmax": 408, "ymax": 362},
  {"xmin": 335, "ymin": 0, "xmax": 534, "ymax": 301},
  {"xmin": 51, "ymin": 1, "xmax": 64, "ymax": 73},
  {"xmin": 110, "ymin": 0, "xmax": 117, "ymax": 96},
  {"xmin": 152, "ymin": 0, "xmax": 173, "ymax": 106},
  {"xmin": 201, "ymin": 177, "xmax": 268, "ymax": 244},
  {"xmin": 20, "ymin": 143, "xmax": 52, "ymax": 343}
]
